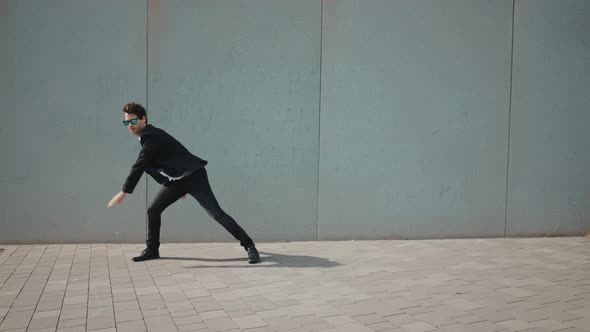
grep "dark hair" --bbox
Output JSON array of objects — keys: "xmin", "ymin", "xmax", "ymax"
[{"xmin": 122, "ymin": 102, "xmax": 147, "ymax": 121}]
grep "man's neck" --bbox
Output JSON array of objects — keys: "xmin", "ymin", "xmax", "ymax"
[{"xmin": 135, "ymin": 124, "xmax": 150, "ymax": 137}]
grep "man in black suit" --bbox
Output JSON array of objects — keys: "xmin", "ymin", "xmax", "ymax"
[{"xmin": 108, "ymin": 102, "xmax": 260, "ymax": 263}]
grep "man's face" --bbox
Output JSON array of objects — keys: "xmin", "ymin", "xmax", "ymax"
[{"xmin": 123, "ymin": 113, "xmax": 147, "ymax": 136}]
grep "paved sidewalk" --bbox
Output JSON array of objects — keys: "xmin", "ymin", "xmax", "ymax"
[{"xmin": 0, "ymin": 238, "xmax": 589, "ymax": 332}]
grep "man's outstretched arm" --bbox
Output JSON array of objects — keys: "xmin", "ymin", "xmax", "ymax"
[{"xmin": 108, "ymin": 135, "xmax": 159, "ymax": 208}]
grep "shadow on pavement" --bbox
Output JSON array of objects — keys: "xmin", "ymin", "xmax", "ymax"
[{"xmin": 159, "ymin": 251, "xmax": 342, "ymax": 268}]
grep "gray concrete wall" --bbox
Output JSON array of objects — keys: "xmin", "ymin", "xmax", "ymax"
[
  {"xmin": 0, "ymin": 0, "xmax": 588, "ymax": 244},
  {"xmin": 506, "ymin": 0, "xmax": 590, "ymax": 236},
  {"xmin": 146, "ymin": 0, "xmax": 321, "ymax": 243},
  {"xmin": 318, "ymin": 0, "xmax": 513, "ymax": 239},
  {"xmin": 0, "ymin": 0, "xmax": 149, "ymax": 244}
]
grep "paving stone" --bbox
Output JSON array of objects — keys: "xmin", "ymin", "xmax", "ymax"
[
  {"xmin": 115, "ymin": 320, "xmax": 147, "ymax": 332},
  {"xmin": 202, "ymin": 317, "xmax": 239, "ymax": 331},
  {"xmin": 144, "ymin": 315, "xmax": 177, "ymax": 331}
]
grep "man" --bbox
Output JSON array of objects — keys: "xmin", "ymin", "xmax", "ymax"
[{"xmin": 107, "ymin": 102, "xmax": 260, "ymax": 263}]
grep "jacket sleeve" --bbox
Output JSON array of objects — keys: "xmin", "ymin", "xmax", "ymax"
[{"xmin": 122, "ymin": 135, "xmax": 159, "ymax": 194}]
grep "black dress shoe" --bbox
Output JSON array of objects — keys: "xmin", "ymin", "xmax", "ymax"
[
  {"xmin": 247, "ymin": 246, "xmax": 260, "ymax": 264},
  {"xmin": 132, "ymin": 248, "xmax": 160, "ymax": 262}
]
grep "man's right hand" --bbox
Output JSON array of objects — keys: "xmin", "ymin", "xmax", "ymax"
[{"xmin": 107, "ymin": 191, "xmax": 127, "ymax": 208}]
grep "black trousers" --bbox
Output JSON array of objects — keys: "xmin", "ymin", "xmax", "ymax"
[{"xmin": 146, "ymin": 168, "xmax": 255, "ymax": 251}]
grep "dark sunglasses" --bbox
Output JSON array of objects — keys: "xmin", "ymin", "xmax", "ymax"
[{"xmin": 123, "ymin": 118, "xmax": 139, "ymax": 126}]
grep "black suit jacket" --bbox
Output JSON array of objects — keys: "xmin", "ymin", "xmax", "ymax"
[{"xmin": 122, "ymin": 124, "xmax": 208, "ymax": 193}]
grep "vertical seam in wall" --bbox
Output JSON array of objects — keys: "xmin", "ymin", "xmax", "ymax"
[
  {"xmin": 504, "ymin": 0, "xmax": 516, "ymax": 238},
  {"xmin": 316, "ymin": 0, "xmax": 324, "ymax": 241},
  {"xmin": 145, "ymin": 0, "xmax": 149, "ymax": 240}
]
